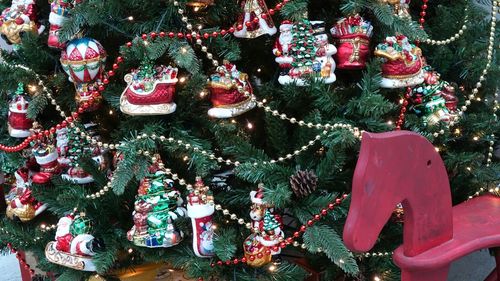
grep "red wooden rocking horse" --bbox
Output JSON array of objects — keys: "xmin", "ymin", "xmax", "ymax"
[{"xmin": 344, "ymin": 131, "xmax": 500, "ymax": 281}]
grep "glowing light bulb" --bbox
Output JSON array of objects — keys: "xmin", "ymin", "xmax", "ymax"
[
  {"xmin": 127, "ymin": 16, "xmax": 134, "ymax": 21},
  {"xmin": 127, "ymin": 248, "xmax": 133, "ymax": 254},
  {"xmin": 247, "ymin": 122, "xmax": 253, "ymax": 129},
  {"xmin": 268, "ymin": 265, "xmax": 276, "ymax": 272},
  {"xmin": 193, "ymin": 6, "xmax": 200, "ymax": 12},
  {"xmin": 183, "ymin": 156, "xmax": 189, "ymax": 162},
  {"xmin": 374, "ymin": 276, "xmax": 381, "ymax": 281},
  {"xmin": 387, "ymin": 120, "xmax": 393, "ymax": 125},
  {"xmin": 454, "ymin": 128, "xmax": 461, "ymax": 135},
  {"xmin": 473, "ymin": 136, "xmax": 479, "ymax": 141},
  {"xmin": 179, "ymin": 77, "xmax": 186, "ymax": 83},
  {"xmin": 257, "ymin": 68, "xmax": 262, "ymax": 73},
  {"xmin": 199, "ymin": 91, "xmax": 207, "ymax": 98},
  {"xmin": 434, "ymin": 147, "xmax": 440, "ymax": 152},
  {"xmin": 231, "ymin": 119, "xmax": 237, "ymax": 124},
  {"xmin": 27, "ymin": 84, "xmax": 38, "ymax": 93},
  {"xmin": 181, "ymin": 48, "xmax": 187, "ymax": 53},
  {"xmin": 109, "ymin": 110, "xmax": 113, "ymax": 115}
]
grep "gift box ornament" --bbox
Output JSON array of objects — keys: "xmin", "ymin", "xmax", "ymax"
[
  {"xmin": 207, "ymin": 61, "xmax": 256, "ymax": 118},
  {"xmin": 60, "ymin": 37, "xmax": 107, "ymax": 108},
  {"xmin": 127, "ymin": 163, "xmax": 186, "ymax": 248},
  {"xmin": 187, "ymin": 177, "xmax": 216, "ymax": 258},
  {"xmin": 233, "ymin": 0, "xmax": 277, "ymax": 39},
  {"xmin": 45, "ymin": 214, "xmax": 103, "ymax": 271},
  {"xmin": 330, "ymin": 14, "xmax": 373, "ymax": 70},
  {"xmin": 374, "ymin": 35, "xmax": 424, "ymax": 88},
  {"xmin": 6, "ymin": 167, "xmax": 47, "ymax": 222},
  {"xmin": 0, "ymin": 0, "xmax": 44, "ymax": 45},
  {"xmin": 273, "ymin": 19, "xmax": 336, "ymax": 86},
  {"xmin": 120, "ymin": 64, "xmax": 178, "ymax": 116},
  {"xmin": 8, "ymin": 83, "xmax": 33, "ymax": 138}
]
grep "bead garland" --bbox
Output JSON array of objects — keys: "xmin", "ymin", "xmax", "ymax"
[
  {"xmin": 395, "ymin": 88, "xmax": 411, "ymax": 130},
  {"xmin": 418, "ymin": 0, "xmax": 429, "ymax": 29}
]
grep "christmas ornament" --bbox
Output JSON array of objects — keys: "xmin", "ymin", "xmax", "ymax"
[
  {"xmin": 233, "ymin": 0, "xmax": 277, "ymax": 39},
  {"xmin": 379, "ymin": 0, "xmax": 411, "ymax": 18},
  {"xmin": 274, "ymin": 19, "xmax": 336, "ymax": 86},
  {"xmin": 186, "ymin": 0, "xmax": 213, "ymax": 8},
  {"xmin": 45, "ymin": 213, "xmax": 103, "ymax": 271},
  {"xmin": 6, "ymin": 167, "xmax": 47, "ymax": 222},
  {"xmin": 207, "ymin": 61, "xmax": 256, "ymax": 118},
  {"xmin": 0, "ymin": 0, "xmax": 44, "ymax": 45},
  {"xmin": 243, "ymin": 185, "xmax": 283, "ymax": 267},
  {"xmin": 48, "ymin": 0, "xmax": 81, "ymax": 48},
  {"xmin": 374, "ymin": 35, "xmax": 424, "ymax": 88},
  {"xmin": 289, "ymin": 170, "xmax": 318, "ymax": 198},
  {"xmin": 330, "ymin": 14, "xmax": 373, "ymax": 70},
  {"xmin": 409, "ymin": 65, "xmax": 458, "ymax": 125},
  {"xmin": 127, "ymin": 164, "xmax": 186, "ymax": 248},
  {"xmin": 120, "ymin": 63, "xmax": 178, "ymax": 116},
  {"xmin": 56, "ymin": 127, "xmax": 71, "ymax": 167},
  {"xmin": 32, "ymin": 142, "xmax": 62, "ymax": 184},
  {"xmin": 187, "ymin": 177, "xmax": 215, "ymax": 258},
  {"xmin": 8, "ymin": 83, "xmax": 33, "ymax": 138},
  {"xmin": 61, "ymin": 123, "xmax": 107, "ymax": 184},
  {"xmin": 60, "ymin": 37, "xmax": 107, "ymax": 107}
]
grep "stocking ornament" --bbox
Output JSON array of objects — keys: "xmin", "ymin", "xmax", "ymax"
[
  {"xmin": 187, "ymin": 177, "xmax": 216, "ymax": 258},
  {"xmin": 233, "ymin": 0, "xmax": 276, "ymax": 38},
  {"xmin": 32, "ymin": 142, "xmax": 61, "ymax": 184},
  {"xmin": 8, "ymin": 83, "xmax": 33, "ymax": 138}
]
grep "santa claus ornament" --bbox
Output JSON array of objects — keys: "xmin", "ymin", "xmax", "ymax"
[
  {"xmin": 120, "ymin": 63, "xmax": 178, "ymax": 116},
  {"xmin": 8, "ymin": 83, "xmax": 33, "ymax": 138},
  {"xmin": 6, "ymin": 167, "xmax": 47, "ymax": 222},
  {"xmin": 273, "ymin": 20, "xmax": 336, "ymax": 86},
  {"xmin": 45, "ymin": 213, "xmax": 103, "ymax": 271},
  {"xmin": 127, "ymin": 164, "xmax": 186, "ymax": 248},
  {"xmin": 187, "ymin": 177, "xmax": 215, "ymax": 258},
  {"xmin": 330, "ymin": 14, "xmax": 373, "ymax": 70},
  {"xmin": 243, "ymin": 184, "xmax": 283, "ymax": 267},
  {"xmin": 60, "ymin": 37, "xmax": 107, "ymax": 108},
  {"xmin": 0, "ymin": 0, "xmax": 44, "ymax": 45},
  {"xmin": 207, "ymin": 61, "xmax": 256, "ymax": 118},
  {"xmin": 233, "ymin": 0, "xmax": 276, "ymax": 39},
  {"xmin": 374, "ymin": 35, "xmax": 424, "ymax": 88},
  {"xmin": 48, "ymin": 0, "xmax": 81, "ymax": 48},
  {"xmin": 410, "ymin": 65, "xmax": 458, "ymax": 125}
]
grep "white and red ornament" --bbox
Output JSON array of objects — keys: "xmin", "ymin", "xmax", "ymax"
[
  {"xmin": 120, "ymin": 64, "xmax": 178, "ymax": 116},
  {"xmin": 374, "ymin": 35, "xmax": 424, "ymax": 88},
  {"xmin": 45, "ymin": 214, "xmax": 102, "ymax": 271},
  {"xmin": 6, "ymin": 167, "xmax": 47, "ymax": 222},
  {"xmin": 31, "ymin": 142, "xmax": 61, "ymax": 184},
  {"xmin": 60, "ymin": 37, "xmax": 107, "ymax": 107},
  {"xmin": 187, "ymin": 177, "xmax": 215, "ymax": 258},
  {"xmin": 207, "ymin": 61, "xmax": 256, "ymax": 118},
  {"xmin": 8, "ymin": 83, "xmax": 33, "ymax": 138},
  {"xmin": 0, "ymin": 0, "xmax": 44, "ymax": 45},
  {"xmin": 274, "ymin": 19, "xmax": 336, "ymax": 86},
  {"xmin": 56, "ymin": 127, "xmax": 70, "ymax": 167},
  {"xmin": 233, "ymin": 0, "xmax": 276, "ymax": 39},
  {"xmin": 330, "ymin": 14, "xmax": 373, "ymax": 70},
  {"xmin": 48, "ymin": 0, "xmax": 81, "ymax": 48}
]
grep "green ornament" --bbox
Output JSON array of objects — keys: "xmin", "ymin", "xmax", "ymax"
[{"xmin": 70, "ymin": 216, "xmax": 93, "ymax": 236}]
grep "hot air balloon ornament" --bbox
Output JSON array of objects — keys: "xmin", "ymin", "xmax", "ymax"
[{"xmin": 60, "ymin": 37, "xmax": 107, "ymax": 110}]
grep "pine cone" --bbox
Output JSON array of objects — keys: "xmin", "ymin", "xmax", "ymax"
[{"xmin": 289, "ymin": 170, "xmax": 318, "ymax": 198}]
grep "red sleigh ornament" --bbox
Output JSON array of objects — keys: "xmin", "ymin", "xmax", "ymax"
[{"xmin": 344, "ymin": 131, "xmax": 500, "ymax": 281}]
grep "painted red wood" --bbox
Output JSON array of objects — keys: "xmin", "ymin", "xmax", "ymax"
[
  {"xmin": 343, "ymin": 131, "xmax": 500, "ymax": 281},
  {"xmin": 17, "ymin": 251, "xmax": 32, "ymax": 281}
]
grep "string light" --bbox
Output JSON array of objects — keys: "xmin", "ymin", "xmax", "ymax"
[
  {"xmin": 268, "ymin": 265, "xmax": 276, "ymax": 272},
  {"xmin": 246, "ymin": 122, "xmax": 253, "ymax": 129},
  {"xmin": 179, "ymin": 77, "xmax": 186, "ymax": 83},
  {"xmin": 109, "ymin": 110, "xmax": 113, "ymax": 115},
  {"xmin": 199, "ymin": 91, "xmax": 207, "ymax": 98},
  {"xmin": 374, "ymin": 276, "xmax": 381, "ymax": 281},
  {"xmin": 27, "ymin": 84, "xmax": 38, "ymax": 93},
  {"xmin": 127, "ymin": 248, "xmax": 133, "ymax": 254},
  {"xmin": 257, "ymin": 68, "xmax": 262, "ymax": 73},
  {"xmin": 127, "ymin": 16, "xmax": 134, "ymax": 21},
  {"xmin": 473, "ymin": 136, "xmax": 479, "ymax": 141},
  {"xmin": 193, "ymin": 6, "xmax": 200, "ymax": 12}
]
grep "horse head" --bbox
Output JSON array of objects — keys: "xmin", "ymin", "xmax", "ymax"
[{"xmin": 343, "ymin": 131, "xmax": 452, "ymax": 255}]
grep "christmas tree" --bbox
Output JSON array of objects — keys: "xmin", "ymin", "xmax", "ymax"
[{"xmin": 0, "ymin": 0, "xmax": 498, "ymax": 280}]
